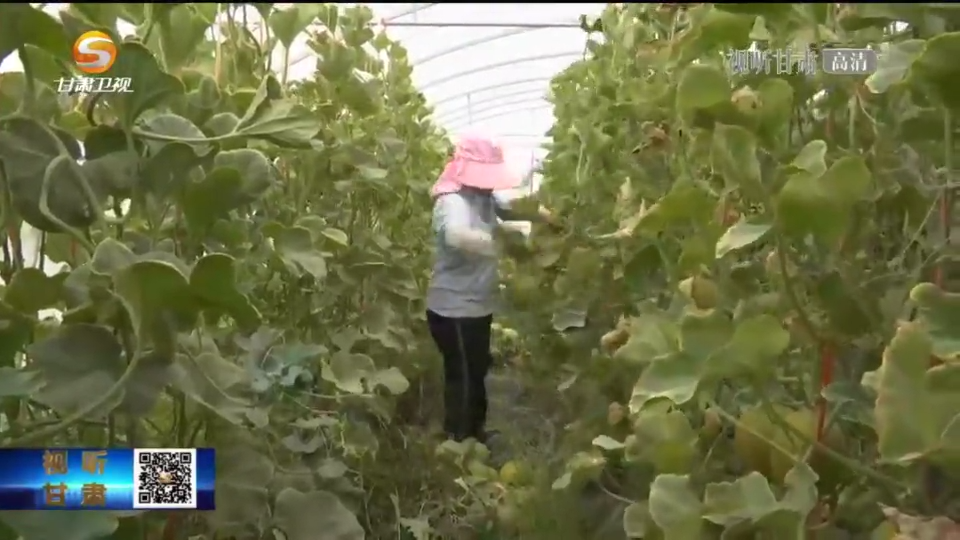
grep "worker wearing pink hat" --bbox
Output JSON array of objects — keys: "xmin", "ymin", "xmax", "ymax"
[{"xmin": 426, "ymin": 135, "xmax": 553, "ymax": 444}]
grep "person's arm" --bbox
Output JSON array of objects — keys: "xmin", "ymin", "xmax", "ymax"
[
  {"xmin": 435, "ymin": 194, "xmax": 496, "ymax": 256},
  {"xmin": 492, "ymin": 192, "xmax": 523, "ymax": 222},
  {"xmin": 492, "ymin": 192, "xmax": 559, "ymax": 226}
]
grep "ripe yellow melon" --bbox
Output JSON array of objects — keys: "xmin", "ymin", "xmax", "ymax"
[
  {"xmin": 679, "ymin": 275, "xmax": 720, "ymax": 310},
  {"xmin": 766, "ymin": 408, "xmax": 845, "ymax": 488},
  {"xmin": 733, "ymin": 407, "xmax": 778, "ymax": 476},
  {"xmin": 600, "ymin": 327, "xmax": 629, "ymax": 353},
  {"xmin": 701, "ymin": 407, "xmax": 723, "ymax": 439}
]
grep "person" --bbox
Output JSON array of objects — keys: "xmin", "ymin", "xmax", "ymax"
[{"xmin": 426, "ymin": 135, "xmax": 554, "ymax": 444}]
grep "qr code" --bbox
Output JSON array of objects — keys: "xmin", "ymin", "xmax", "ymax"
[{"xmin": 133, "ymin": 448, "xmax": 197, "ymax": 509}]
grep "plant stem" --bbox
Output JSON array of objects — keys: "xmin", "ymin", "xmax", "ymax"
[{"xmin": 710, "ymin": 403, "xmax": 909, "ymax": 494}]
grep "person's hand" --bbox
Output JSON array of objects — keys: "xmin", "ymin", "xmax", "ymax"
[
  {"xmin": 494, "ymin": 226, "xmax": 534, "ymax": 261},
  {"xmin": 538, "ymin": 206, "xmax": 563, "ymax": 231},
  {"xmin": 448, "ymin": 228, "xmax": 497, "ymax": 257}
]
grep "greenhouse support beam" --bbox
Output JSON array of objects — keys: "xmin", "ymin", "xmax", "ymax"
[
  {"xmin": 433, "ymin": 76, "xmax": 554, "ymax": 107},
  {"xmin": 382, "ymin": 4, "xmax": 439, "ymax": 23},
  {"xmin": 414, "ymin": 27, "xmax": 547, "ymax": 65},
  {"xmin": 446, "ymin": 101, "xmax": 551, "ymax": 129},
  {"xmin": 446, "ymin": 103, "xmax": 552, "ymax": 132},
  {"xmin": 446, "ymin": 105, "xmax": 552, "ymax": 133},
  {"xmin": 443, "ymin": 96, "xmax": 551, "ymax": 125},
  {"xmin": 421, "ymin": 51, "xmax": 582, "ymax": 90},
  {"xmin": 435, "ymin": 88, "xmax": 547, "ymax": 121},
  {"xmin": 383, "ymin": 21, "xmax": 581, "ymax": 28}
]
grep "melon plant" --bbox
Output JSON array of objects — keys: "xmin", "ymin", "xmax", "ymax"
[
  {"xmin": 476, "ymin": 3, "xmax": 960, "ymax": 539},
  {"xmin": 0, "ymin": 4, "xmax": 452, "ymax": 539}
]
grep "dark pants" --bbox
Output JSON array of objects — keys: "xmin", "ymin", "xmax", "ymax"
[{"xmin": 426, "ymin": 310, "xmax": 493, "ymax": 441}]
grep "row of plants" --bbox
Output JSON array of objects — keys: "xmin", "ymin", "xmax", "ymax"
[
  {"xmin": 0, "ymin": 3, "xmax": 458, "ymax": 539},
  {"xmin": 445, "ymin": 3, "xmax": 960, "ymax": 539}
]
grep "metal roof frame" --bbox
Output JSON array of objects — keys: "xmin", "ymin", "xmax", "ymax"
[
  {"xmin": 434, "ymin": 88, "xmax": 547, "ymax": 121},
  {"xmin": 447, "ymin": 101, "xmax": 552, "ymax": 131},
  {"xmin": 432, "ymin": 76, "xmax": 554, "ymax": 107},
  {"xmin": 420, "ymin": 51, "xmax": 581, "ymax": 90},
  {"xmin": 443, "ymin": 96, "xmax": 552, "ymax": 126},
  {"xmin": 382, "ymin": 3, "xmax": 439, "ymax": 23}
]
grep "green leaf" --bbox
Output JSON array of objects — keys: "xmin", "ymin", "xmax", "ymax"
[
  {"xmin": 701, "ymin": 465, "xmax": 817, "ymax": 536},
  {"xmin": 756, "ymin": 77, "xmax": 794, "ymax": 135},
  {"xmin": 205, "ymin": 427, "xmax": 274, "ymax": 533},
  {"xmin": 871, "ymin": 321, "xmax": 960, "ymax": 462},
  {"xmin": 0, "ymin": 4, "xmax": 72, "ymax": 65},
  {"xmin": 27, "ymin": 324, "xmax": 125, "ymax": 417},
  {"xmin": 592, "ymin": 434, "xmax": 625, "ymax": 451},
  {"xmin": 623, "ymin": 501, "xmax": 652, "ymax": 538},
  {"xmin": 171, "ymin": 352, "xmax": 252, "ymax": 425},
  {"xmin": 748, "ymin": 16, "xmax": 772, "ymax": 41},
  {"xmin": 4, "ymin": 268, "xmax": 65, "ymax": 313},
  {"xmin": 113, "ymin": 259, "xmax": 196, "ymax": 345},
  {"xmin": 274, "ymin": 226, "xmax": 328, "ymax": 279},
  {"xmin": 103, "ymin": 42, "xmax": 185, "ymax": 128},
  {"xmin": 190, "ymin": 254, "xmax": 261, "ymax": 332},
  {"xmin": 711, "ymin": 124, "xmax": 762, "ymax": 198},
  {"xmin": 273, "ymin": 488, "xmax": 364, "ymax": 540},
  {"xmin": 181, "ymin": 167, "xmax": 245, "ymax": 233},
  {"xmin": 367, "ymin": 367, "xmax": 409, "ymax": 395},
  {"xmin": 910, "ymin": 282, "xmax": 960, "ymax": 359},
  {"xmin": 676, "ymin": 64, "xmax": 730, "ymax": 111},
  {"xmin": 790, "ymin": 140, "xmax": 827, "ymax": 176},
  {"xmin": 321, "ymin": 227, "xmax": 350, "ymax": 247},
  {"xmin": 648, "ymin": 474, "xmax": 703, "ymax": 539},
  {"xmin": 909, "ymin": 32, "xmax": 960, "ymax": 110},
  {"xmin": 358, "ymin": 165, "xmax": 388, "ymax": 181},
  {"xmin": 322, "ymin": 351, "xmax": 375, "ymax": 394},
  {"xmin": 613, "ymin": 313, "xmax": 679, "ymax": 364},
  {"xmin": 711, "ymin": 315, "xmax": 790, "ymax": 377},
  {"xmin": 866, "ymin": 40, "xmax": 924, "ymax": 94},
  {"xmin": 0, "ymin": 511, "xmax": 121, "ymax": 540},
  {"xmin": 0, "ymin": 72, "xmax": 62, "ymax": 122},
  {"xmin": 715, "ymin": 221, "xmax": 771, "ymax": 258},
  {"xmin": 268, "ymin": 5, "xmax": 321, "ymax": 49},
  {"xmin": 214, "ymin": 148, "xmax": 277, "ymax": 202},
  {"xmin": 820, "ymin": 155, "xmax": 873, "ymax": 205},
  {"xmin": 90, "ymin": 238, "xmax": 138, "ymax": 275},
  {"xmin": 0, "ymin": 367, "xmax": 44, "ymax": 397},
  {"xmin": 630, "ymin": 409, "xmax": 699, "ymax": 473},
  {"xmin": 232, "ymin": 76, "xmax": 320, "ymax": 148},
  {"xmin": 702, "ymin": 472, "xmax": 779, "ymax": 526},
  {"xmin": 629, "ymin": 351, "xmax": 702, "ymax": 412},
  {"xmin": 776, "ymin": 156, "xmax": 872, "ymax": 246},
  {"xmin": 156, "ymin": 5, "xmax": 211, "ymax": 72},
  {"xmin": 0, "ymin": 116, "xmax": 99, "ymax": 232}
]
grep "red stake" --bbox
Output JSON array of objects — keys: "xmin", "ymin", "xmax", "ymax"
[{"xmin": 816, "ymin": 343, "xmax": 836, "ymax": 441}]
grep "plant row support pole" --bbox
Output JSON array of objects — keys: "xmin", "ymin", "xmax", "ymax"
[{"xmin": 466, "ymin": 92, "xmax": 473, "ymax": 125}]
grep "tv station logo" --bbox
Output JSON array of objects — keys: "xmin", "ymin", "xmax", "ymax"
[{"xmin": 56, "ymin": 31, "xmax": 132, "ymax": 95}]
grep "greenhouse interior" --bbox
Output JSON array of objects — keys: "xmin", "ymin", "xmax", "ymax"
[{"xmin": 0, "ymin": 3, "xmax": 959, "ymax": 540}]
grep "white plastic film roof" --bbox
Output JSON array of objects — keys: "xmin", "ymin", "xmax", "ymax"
[
  {"xmin": 362, "ymin": 3, "xmax": 605, "ymax": 163},
  {"xmin": 0, "ymin": 3, "xmax": 601, "ymax": 275},
  {"xmin": 3, "ymin": 3, "xmax": 604, "ymax": 166}
]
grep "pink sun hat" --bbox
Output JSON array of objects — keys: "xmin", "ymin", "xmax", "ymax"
[{"xmin": 431, "ymin": 135, "xmax": 522, "ymax": 197}]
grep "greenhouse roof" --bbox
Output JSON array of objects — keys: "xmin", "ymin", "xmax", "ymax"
[{"xmin": 1, "ymin": 3, "xmax": 604, "ymax": 167}]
